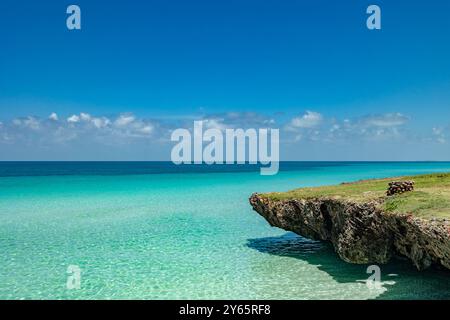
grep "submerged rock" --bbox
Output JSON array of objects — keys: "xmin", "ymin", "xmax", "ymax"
[{"xmin": 249, "ymin": 193, "xmax": 450, "ymax": 271}]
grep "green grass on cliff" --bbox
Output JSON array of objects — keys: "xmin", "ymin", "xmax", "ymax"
[{"xmin": 264, "ymin": 172, "xmax": 450, "ymax": 220}]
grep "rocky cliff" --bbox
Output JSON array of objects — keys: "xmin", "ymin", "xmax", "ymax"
[{"xmin": 249, "ymin": 193, "xmax": 450, "ymax": 271}]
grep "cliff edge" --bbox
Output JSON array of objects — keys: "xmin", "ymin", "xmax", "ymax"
[{"xmin": 249, "ymin": 173, "xmax": 450, "ymax": 271}]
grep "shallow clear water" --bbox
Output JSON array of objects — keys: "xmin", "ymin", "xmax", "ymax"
[{"xmin": 0, "ymin": 162, "xmax": 449, "ymax": 299}]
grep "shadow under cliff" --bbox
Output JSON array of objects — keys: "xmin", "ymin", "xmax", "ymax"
[{"xmin": 247, "ymin": 233, "xmax": 450, "ymax": 300}]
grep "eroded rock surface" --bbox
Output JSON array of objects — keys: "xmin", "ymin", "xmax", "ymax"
[{"xmin": 249, "ymin": 193, "xmax": 450, "ymax": 271}]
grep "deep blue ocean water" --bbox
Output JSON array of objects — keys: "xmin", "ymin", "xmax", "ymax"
[{"xmin": 0, "ymin": 161, "xmax": 372, "ymax": 176}]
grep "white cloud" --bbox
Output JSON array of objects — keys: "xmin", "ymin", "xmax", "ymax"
[
  {"xmin": 66, "ymin": 113, "xmax": 112, "ymax": 129},
  {"xmin": 432, "ymin": 127, "xmax": 443, "ymax": 135},
  {"xmin": 49, "ymin": 112, "xmax": 58, "ymax": 121},
  {"xmin": 286, "ymin": 111, "xmax": 323, "ymax": 130},
  {"xmin": 200, "ymin": 112, "xmax": 276, "ymax": 129},
  {"xmin": 92, "ymin": 117, "xmax": 110, "ymax": 128},
  {"xmin": 12, "ymin": 117, "xmax": 40, "ymax": 130},
  {"xmin": 432, "ymin": 127, "xmax": 446, "ymax": 144},
  {"xmin": 115, "ymin": 114, "xmax": 135, "ymax": 127},
  {"xmin": 0, "ymin": 112, "xmax": 165, "ymax": 150},
  {"xmin": 284, "ymin": 111, "xmax": 411, "ymax": 143},
  {"xmin": 67, "ymin": 115, "xmax": 80, "ymax": 123},
  {"xmin": 362, "ymin": 113, "xmax": 409, "ymax": 127},
  {"xmin": 80, "ymin": 113, "xmax": 91, "ymax": 121},
  {"xmin": 0, "ymin": 110, "xmax": 443, "ymax": 158},
  {"xmin": 138, "ymin": 125, "xmax": 153, "ymax": 135},
  {"xmin": 24, "ymin": 117, "xmax": 40, "ymax": 130},
  {"xmin": 203, "ymin": 118, "xmax": 228, "ymax": 130}
]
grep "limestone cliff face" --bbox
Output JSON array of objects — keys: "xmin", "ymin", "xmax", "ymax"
[{"xmin": 249, "ymin": 193, "xmax": 450, "ymax": 271}]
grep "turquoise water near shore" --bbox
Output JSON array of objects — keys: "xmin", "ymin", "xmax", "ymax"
[{"xmin": 0, "ymin": 162, "xmax": 449, "ymax": 299}]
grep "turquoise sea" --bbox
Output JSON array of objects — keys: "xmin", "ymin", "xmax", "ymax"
[{"xmin": 0, "ymin": 162, "xmax": 449, "ymax": 300}]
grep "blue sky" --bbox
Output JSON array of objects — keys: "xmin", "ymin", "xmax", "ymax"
[{"xmin": 0, "ymin": 0, "xmax": 449, "ymax": 160}]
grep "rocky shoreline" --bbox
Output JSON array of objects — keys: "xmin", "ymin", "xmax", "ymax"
[{"xmin": 249, "ymin": 193, "xmax": 450, "ymax": 271}]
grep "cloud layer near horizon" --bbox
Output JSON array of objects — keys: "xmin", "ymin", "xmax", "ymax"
[{"xmin": 0, "ymin": 110, "xmax": 447, "ymax": 160}]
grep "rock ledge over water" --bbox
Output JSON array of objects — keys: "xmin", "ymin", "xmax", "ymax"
[{"xmin": 249, "ymin": 193, "xmax": 450, "ymax": 271}]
